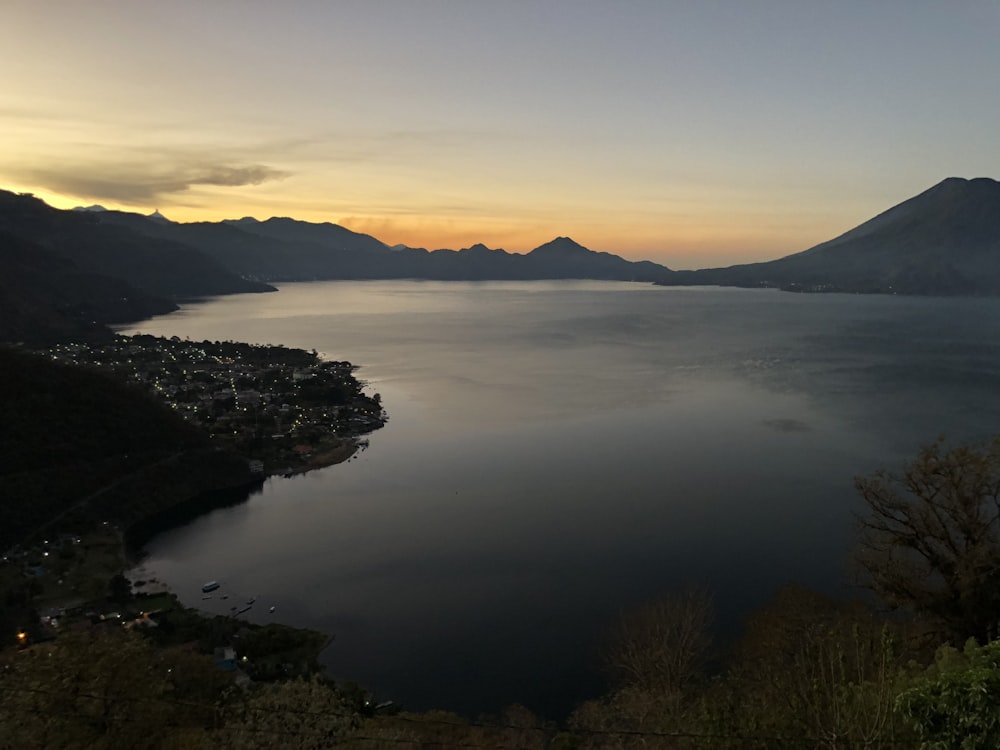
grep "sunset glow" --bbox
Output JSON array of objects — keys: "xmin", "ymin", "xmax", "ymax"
[{"xmin": 2, "ymin": 1, "xmax": 998, "ymax": 269}]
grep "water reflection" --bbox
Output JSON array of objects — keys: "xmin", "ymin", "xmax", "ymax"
[{"xmin": 123, "ymin": 282, "xmax": 1000, "ymax": 717}]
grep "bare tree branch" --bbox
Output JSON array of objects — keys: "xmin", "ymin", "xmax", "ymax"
[{"xmin": 854, "ymin": 436, "xmax": 1000, "ymax": 643}]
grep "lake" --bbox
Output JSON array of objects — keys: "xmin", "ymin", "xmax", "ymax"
[{"xmin": 121, "ymin": 280, "xmax": 1000, "ymax": 718}]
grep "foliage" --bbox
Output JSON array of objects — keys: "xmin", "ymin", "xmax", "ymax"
[
  {"xmin": 345, "ymin": 706, "xmax": 552, "ymax": 750},
  {"xmin": 213, "ymin": 677, "xmax": 360, "ymax": 750},
  {"xmin": 0, "ymin": 630, "xmax": 223, "ymax": 750},
  {"xmin": 605, "ymin": 587, "xmax": 714, "ymax": 694},
  {"xmin": 712, "ymin": 585, "xmax": 912, "ymax": 748},
  {"xmin": 897, "ymin": 639, "xmax": 1000, "ymax": 750},
  {"xmin": 107, "ymin": 573, "xmax": 131, "ymax": 603},
  {"xmin": 855, "ymin": 436, "xmax": 1000, "ymax": 643},
  {"xmin": 565, "ymin": 588, "xmax": 714, "ymax": 747},
  {"xmin": 571, "ymin": 586, "xmax": 917, "ymax": 749},
  {"xmin": 0, "ymin": 629, "xmax": 360, "ymax": 750}
]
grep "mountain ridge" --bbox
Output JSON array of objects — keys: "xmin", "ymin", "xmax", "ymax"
[
  {"xmin": 657, "ymin": 176, "xmax": 1000, "ymax": 295},
  {"xmin": 91, "ymin": 207, "xmax": 671, "ymax": 282},
  {"xmin": 0, "ymin": 189, "xmax": 274, "ymax": 342},
  {"xmin": 4, "ymin": 174, "xmax": 998, "ymax": 346}
]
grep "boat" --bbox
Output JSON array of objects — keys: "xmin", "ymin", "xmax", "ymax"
[
  {"xmin": 201, "ymin": 581, "xmax": 220, "ymax": 593},
  {"xmin": 269, "ymin": 605, "xmax": 276, "ymax": 613}
]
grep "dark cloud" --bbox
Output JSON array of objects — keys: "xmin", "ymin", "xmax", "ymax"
[{"xmin": 9, "ymin": 160, "xmax": 290, "ymax": 205}]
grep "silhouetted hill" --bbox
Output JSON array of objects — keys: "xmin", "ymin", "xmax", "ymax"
[
  {"xmin": 0, "ymin": 190, "xmax": 275, "ymax": 342},
  {"xmin": 94, "ymin": 211, "xmax": 671, "ymax": 282},
  {"xmin": 225, "ymin": 215, "xmax": 390, "ymax": 253},
  {"xmin": 659, "ymin": 177, "xmax": 1000, "ymax": 295},
  {"xmin": 0, "ymin": 230, "xmax": 176, "ymax": 343},
  {"xmin": 99, "ymin": 210, "xmax": 401, "ymax": 280},
  {"xmin": 0, "ymin": 191, "xmax": 273, "ymax": 298},
  {"xmin": 523, "ymin": 237, "xmax": 667, "ymax": 280},
  {"xmin": 0, "ymin": 346, "xmax": 251, "ymax": 548}
]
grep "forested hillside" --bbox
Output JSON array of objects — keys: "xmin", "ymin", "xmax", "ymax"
[{"xmin": 0, "ymin": 347, "xmax": 249, "ymax": 548}]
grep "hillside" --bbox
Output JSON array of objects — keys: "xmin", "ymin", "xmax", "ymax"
[
  {"xmin": 659, "ymin": 177, "xmax": 1000, "ymax": 295},
  {"xmin": 95, "ymin": 210, "xmax": 671, "ymax": 282},
  {"xmin": 11, "ymin": 177, "xmax": 997, "ymax": 304},
  {"xmin": 0, "ymin": 230, "xmax": 176, "ymax": 344},
  {"xmin": 0, "ymin": 190, "xmax": 276, "ymax": 342},
  {"xmin": 0, "ymin": 346, "xmax": 250, "ymax": 548}
]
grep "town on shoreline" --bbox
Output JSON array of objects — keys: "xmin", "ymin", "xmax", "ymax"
[
  {"xmin": 2, "ymin": 333, "xmax": 388, "ymax": 692},
  {"xmin": 46, "ymin": 333, "xmax": 387, "ymax": 477}
]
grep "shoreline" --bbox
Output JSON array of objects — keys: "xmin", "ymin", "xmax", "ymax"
[{"xmin": 268, "ymin": 437, "xmax": 364, "ymax": 477}]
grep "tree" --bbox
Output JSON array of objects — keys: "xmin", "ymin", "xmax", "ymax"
[
  {"xmin": 897, "ymin": 639, "xmax": 1000, "ymax": 750},
  {"xmin": 854, "ymin": 436, "xmax": 1000, "ymax": 643},
  {"xmin": 108, "ymin": 573, "xmax": 132, "ymax": 603},
  {"xmin": 568, "ymin": 588, "xmax": 714, "ymax": 745},
  {"xmin": 0, "ymin": 630, "xmax": 221, "ymax": 749},
  {"xmin": 212, "ymin": 677, "xmax": 359, "ymax": 750},
  {"xmin": 605, "ymin": 587, "xmax": 714, "ymax": 694},
  {"xmin": 717, "ymin": 585, "xmax": 910, "ymax": 748}
]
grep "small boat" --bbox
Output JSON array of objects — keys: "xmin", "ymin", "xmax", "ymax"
[
  {"xmin": 201, "ymin": 581, "xmax": 220, "ymax": 593},
  {"xmin": 269, "ymin": 605, "xmax": 276, "ymax": 613}
]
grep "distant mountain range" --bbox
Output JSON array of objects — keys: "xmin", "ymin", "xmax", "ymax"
[
  {"xmin": 657, "ymin": 177, "xmax": 1000, "ymax": 295},
  {"xmin": 2, "ymin": 176, "xmax": 999, "ymax": 341},
  {"xmin": 92, "ymin": 209, "xmax": 669, "ymax": 283},
  {"xmin": 0, "ymin": 189, "xmax": 667, "ymax": 341}
]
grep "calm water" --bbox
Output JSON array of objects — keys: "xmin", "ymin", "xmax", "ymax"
[{"xmin": 122, "ymin": 281, "xmax": 1000, "ymax": 717}]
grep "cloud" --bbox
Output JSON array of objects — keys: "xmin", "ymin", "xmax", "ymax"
[{"xmin": 6, "ymin": 158, "xmax": 290, "ymax": 205}]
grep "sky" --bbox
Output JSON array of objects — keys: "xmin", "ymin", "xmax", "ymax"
[{"xmin": 2, "ymin": 1, "xmax": 999, "ymax": 269}]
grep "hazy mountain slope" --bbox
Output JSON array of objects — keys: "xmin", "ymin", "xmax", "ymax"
[
  {"xmin": 522, "ymin": 237, "xmax": 667, "ymax": 280},
  {"xmin": 0, "ymin": 190, "xmax": 272, "ymax": 298},
  {"xmin": 98, "ymin": 211, "xmax": 388, "ymax": 280},
  {"xmin": 97, "ymin": 210, "xmax": 673, "ymax": 282},
  {"xmin": 660, "ymin": 177, "xmax": 1000, "ymax": 295},
  {"xmin": 225, "ymin": 216, "xmax": 390, "ymax": 253},
  {"xmin": 0, "ymin": 230, "xmax": 176, "ymax": 343}
]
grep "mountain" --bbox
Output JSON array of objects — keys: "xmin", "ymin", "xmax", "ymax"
[
  {"xmin": 522, "ymin": 237, "xmax": 667, "ymax": 280},
  {"xmin": 0, "ymin": 346, "xmax": 251, "ymax": 548},
  {"xmin": 223, "ymin": 215, "xmax": 389, "ymax": 253},
  {"xmin": 0, "ymin": 190, "xmax": 272, "ymax": 298},
  {"xmin": 659, "ymin": 177, "xmax": 1000, "ymax": 295},
  {"xmin": 96, "ymin": 210, "xmax": 399, "ymax": 281},
  {"xmin": 0, "ymin": 190, "xmax": 274, "ymax": 342},
  {"xmin": 0, "ymin": 230, "xmax": 175, "ymax": 343},
  {"xmin": 1, "ymin": 190, "xmax": 671, "ymax": 341},
  {"xmin": 95, "ymin": 211, "xmax": 672, "ymax": 282}
]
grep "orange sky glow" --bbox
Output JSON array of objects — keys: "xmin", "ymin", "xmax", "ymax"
[{"xmin": 2, "ymin": 2, "xmax": 998, "ymax": 270}]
